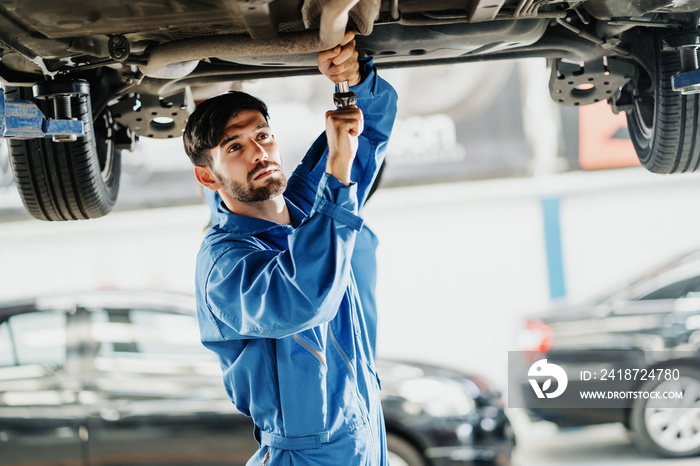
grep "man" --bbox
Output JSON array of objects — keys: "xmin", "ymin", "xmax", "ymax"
[{"xmin": 183, "ymin": 31, "xmax": 397, "ymax": 465}]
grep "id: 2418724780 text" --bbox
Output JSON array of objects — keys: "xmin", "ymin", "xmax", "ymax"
[{"xmin": 580, "ymin": 368, "xmax": 680, "ymax": 381}]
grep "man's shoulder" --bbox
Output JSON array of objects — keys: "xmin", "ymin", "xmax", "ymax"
[{"xmin": 198, "ymin": 227, "xmax": 264, "ymax": 264}]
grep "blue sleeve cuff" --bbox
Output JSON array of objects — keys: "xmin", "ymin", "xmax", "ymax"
[
  {"xmin": 350, "ymin": 57, "xmax": 377, "ymax": 99},
  {"xmin": 311, "ymin": 173, "xmax": 364, "ymax": 231}
]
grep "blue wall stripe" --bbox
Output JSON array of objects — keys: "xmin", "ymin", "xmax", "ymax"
[{"xmin": 540, "ymin": 197, "xmax": 566, "ymax": 300}]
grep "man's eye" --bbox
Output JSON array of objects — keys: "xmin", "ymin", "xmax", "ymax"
[
  {"xmin": 258, "ymin": 133, "xmax": 269, "ymax": 140},
  {"xmin": 228, "ymin": 144, "xmax": 241, "ymax": 152}
]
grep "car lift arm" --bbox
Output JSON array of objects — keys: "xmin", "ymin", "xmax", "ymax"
[{"xmin": 0, "ymin": 88, "xmax": 84, "ymax": 140}]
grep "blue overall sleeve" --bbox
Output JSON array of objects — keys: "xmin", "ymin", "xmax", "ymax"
[
  {"xmin": 286, "ymin": 57, "xmax": 398, "ymax": 213},
  {"xmin": 201, "ymin": 174, "xmax": 364, "ymax": 339}
]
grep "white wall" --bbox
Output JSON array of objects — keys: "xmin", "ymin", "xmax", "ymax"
[{"xmin": 363, "ymin": 168, "xmax": 700, "ymax": 387}]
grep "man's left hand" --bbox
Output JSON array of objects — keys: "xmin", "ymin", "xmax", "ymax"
[{"xmin": 318, "ymin": 31, "xmax": 361, "ymax": 87}]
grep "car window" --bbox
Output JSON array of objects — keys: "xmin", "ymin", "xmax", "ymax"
[
  {"xmin": 91, "ymin": 308, "xmax": 212, "ymax": 361},
  {"xmin": 0, "ymin": 311, "xmax": 67, "ymax": 368},
  {"xmin": 680, "ymin": 278, "xmax": 700, "ymax": 299},
  {"xmin": 637, "ymin": 278, "xmax": 694, "ymax": 301}
]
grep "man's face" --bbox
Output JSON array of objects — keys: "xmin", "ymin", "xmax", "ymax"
[{"xmin": 208, "ymin": 109, "xmax": 286, "ymax": 203}]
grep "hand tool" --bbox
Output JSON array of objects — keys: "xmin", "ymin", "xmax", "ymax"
[{"xmin": 333, "ymin": 80, "xmax": 356, "ymax": 108}]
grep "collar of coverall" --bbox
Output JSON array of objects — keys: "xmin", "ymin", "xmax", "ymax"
[{"xmin": 215, "ymin": 195, "xmax": 306, "ymax": 235}]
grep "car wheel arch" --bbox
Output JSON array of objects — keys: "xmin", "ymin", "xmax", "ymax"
[{"xmin": 384, "ymin": 421, "xmax": 432, "ymax": 466}]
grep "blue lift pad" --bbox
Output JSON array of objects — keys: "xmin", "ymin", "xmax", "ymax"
[{"xmin": 0, "ymin": 89, "xmax": 84, "ymax": 140}]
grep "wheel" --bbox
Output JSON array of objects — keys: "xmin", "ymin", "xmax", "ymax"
[
  {"xmin": 387, "ymin": 433, "xmax": 427, "ymax": 466},
  {"xmin": 626, "ymin": 31, "xmax": 700, "ymax": 173},
  {"xmin": 5, "ymin": 85, "xmax": 121, "ymax": 221},
  {"xmin": 629, "ymin": 366, "xmax": 700, "ymax": 457}
]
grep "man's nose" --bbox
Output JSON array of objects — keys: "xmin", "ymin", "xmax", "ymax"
[{"xmin": 251, "ymin": 140, "xmax": 269, "ymax": 162}]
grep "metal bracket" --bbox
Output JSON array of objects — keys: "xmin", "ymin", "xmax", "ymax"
[
  {"xmin": 549, "ymin": 57, "xmax": 635, "ymax": 106},
  {"xmin": 467, "ymin": 0, "xmax": 506, "ymax": 22},
  {"xmin": 108, "ymin": 35, "xmax": 130, "ymax": 62},
  {"xmin": 237, "ymin": 0, "xmax": 277, "ymax": 40},
  {"xmin": 111, "ymin": 89, "xmax": 193, "ymax": 139},
  {"xmin": 0, "ymin": 88, "xmax": 84, "ymax": 140}
]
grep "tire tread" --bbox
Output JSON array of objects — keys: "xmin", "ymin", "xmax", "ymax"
[
  {"xmin": 627, "ymin": 32, "xmax": 700, "ymax": 174},
  {"xmin": 4, "ymin": 86, "xmax": 119, "ymax": 221}
]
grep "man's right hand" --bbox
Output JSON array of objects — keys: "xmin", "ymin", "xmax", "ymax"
[
  {"xmin": 318, "ymin": 31, "xmax": 361, "ymax": 87},
  {"xmin": 325, "ymin": 105, "xmax": 364, "ymax": 186}
]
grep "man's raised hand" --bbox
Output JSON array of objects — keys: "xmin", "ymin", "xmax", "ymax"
[
  {"xmin": 318, "ymin": 31, "xmax": 361, "ymax": 87},
  {"xmin": 325, "ymin": 105, "xmax": 364, "ymax": 186}
]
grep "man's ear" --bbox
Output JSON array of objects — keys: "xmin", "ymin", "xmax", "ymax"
[{"xmin": 194, "ymin": 165, "xmax": 221, "ymax": 191}]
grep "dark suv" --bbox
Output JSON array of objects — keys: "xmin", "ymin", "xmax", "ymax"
[
  {"xmin": 517, "ymin": 249, "xmax": 700, "ymax": 458},
  {"xmin": 1, "ymin": 1, "xmax": 700, "ymax": 220}
]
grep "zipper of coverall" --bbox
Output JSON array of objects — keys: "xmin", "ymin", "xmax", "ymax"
[{"xmin": 328, "ymin": 293, "xmax": 377, "ymax": 458}]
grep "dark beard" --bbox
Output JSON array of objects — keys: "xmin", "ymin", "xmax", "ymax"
[{"xmin": 217, "ymin": 161, "xmax": 287, "ymax": 203}]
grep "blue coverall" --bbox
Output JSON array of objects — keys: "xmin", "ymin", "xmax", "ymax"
[
  {"xmin": 202, "ymin": 193, "xmax": 379, "ymax": 357},
  {"xmin": 195, "ymin": 57, "xmax": 397, "ymax": 465},
  {"xmin": 202, "ymin": 190, "xmax": 380, "ymax": 358}
]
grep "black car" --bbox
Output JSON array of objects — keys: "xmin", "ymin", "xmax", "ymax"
[
  {"xmin": 1, "ymin": 1, "xmax": 700, "ymax": 221},
  {"xmin": 516, "ymin": 249, "xmax": 700, "ymax": 458},
  {"xmin": 0, "ymin": 290, "xmax": 514, "ymax": 466}
]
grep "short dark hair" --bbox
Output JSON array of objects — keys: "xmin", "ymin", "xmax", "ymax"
[{"xmin": 183, "ymin": 91, "xmax": 269, "ymax": 166}]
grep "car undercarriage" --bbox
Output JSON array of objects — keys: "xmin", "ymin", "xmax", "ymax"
[{"xmin": 1, "ymin": 0, "xmax": 700, "ymax": 220}]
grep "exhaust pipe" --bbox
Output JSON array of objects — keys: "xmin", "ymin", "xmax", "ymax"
[{"xmin": 140, "ymin": 0, "xmax": 360, "ymax": 78}]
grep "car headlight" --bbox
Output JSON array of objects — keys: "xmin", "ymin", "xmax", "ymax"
[{"xmin": 399, "ymin": 377, "xmax": 475, "ymax": 417}]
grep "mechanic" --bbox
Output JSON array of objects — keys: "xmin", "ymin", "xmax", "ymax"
[{"xmin": 183, "ymin": 31, "xmax": 397, "ymax": 465}]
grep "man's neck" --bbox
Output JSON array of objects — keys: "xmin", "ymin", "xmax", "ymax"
[{"xmin": 221, "ymin": 192, "xmax": 291, "ymax": 225}]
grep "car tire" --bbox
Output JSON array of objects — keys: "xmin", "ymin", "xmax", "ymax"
[
  {"xmin": 629, "ymin": 366, "xmax": 700, "ymax": 457},
  {"xmin": 626, "ymin": 31, "xmax": 700, "ymax": 174},
  {"xmin": 387, "ymin": 433, "xmax": 427, "ymax": 466},
  {"xmin": 5, "ymin": 86, "xmax": 120, "ymax": 221}
]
